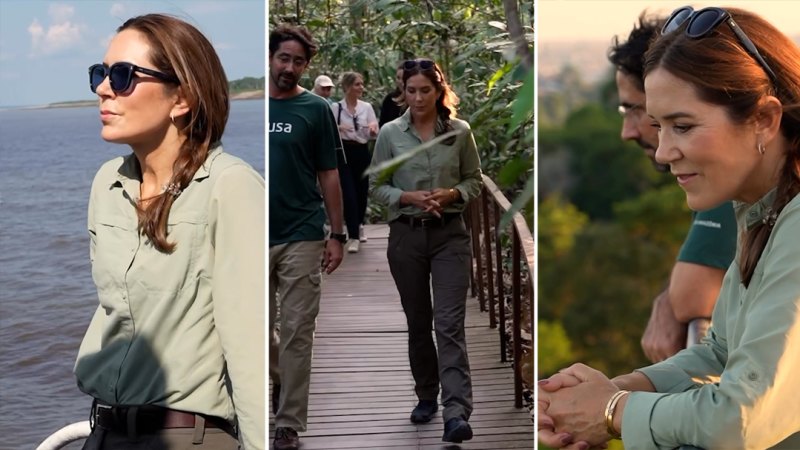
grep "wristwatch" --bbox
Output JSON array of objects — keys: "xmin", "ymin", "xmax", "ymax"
[{"xmin": 329, "ymin": 232, "xmax": 347, "ymax": 244}]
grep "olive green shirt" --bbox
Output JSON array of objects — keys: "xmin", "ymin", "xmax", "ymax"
[
  {"xmin": 75, "ymin": 145, "xmax": 265, "ymax": 449},
  {"xmin": 623, "ymin": 189, "xmax": 800, "ymax": 449},
  {"xmin": 370, "ymin": 109, "xmax": 482, "ymax": 221}
]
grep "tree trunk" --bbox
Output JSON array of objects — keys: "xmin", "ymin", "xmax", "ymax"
[
  {"xmin": 349, "ymin": 0, "xmax": 364, "ymax": 40},
  {"xmin": 503, "ymin": 0, "xmax": 532, "ymax": 70}
]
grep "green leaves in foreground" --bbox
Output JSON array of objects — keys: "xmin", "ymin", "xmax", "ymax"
[
  {"xmin": 363, "ymin": 129, "xmax": 465, "ymax": 186},
  {"xmin": 508, "ymin": 67, "xmax": 533, "ymax": 137}
]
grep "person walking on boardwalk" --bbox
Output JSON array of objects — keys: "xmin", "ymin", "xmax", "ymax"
[
  {"xmin": 539, "ymin": 7, "xmax": 800, "ymax": 449},
  {"xmin": 609, "ymin": 13, "xmax": 736, "ymax": 362},
  {"xmin": 76, "ymin": 14, "xmax": 264, "ymax": 449},
  {"xmin": 370, "ymin": 58, "xmax": 482, "ymax": 443},
  {"xmin": 268, "ymin": 24, "xmax": 346, "ymax": 450},
  {"xmin": 332, "ymin": 71, "xmax": 379, "ymax": 253},
  {"xmin": 379, "ymin": 61, "xmax": 405, "ymax": 128},
  {"xmin": 312, "ymin": 74, "xmax": 335, "ymax": 104}
]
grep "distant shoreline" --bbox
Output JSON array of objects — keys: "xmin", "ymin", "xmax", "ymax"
[{"xmin": 3, "ymin": 90, "xmax": 265, "ymax": 111}]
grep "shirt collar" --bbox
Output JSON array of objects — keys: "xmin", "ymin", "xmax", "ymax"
[
  {"xmin": 736, "ymin": 187, "xmax": 778, "ymax": 230},
  {"xmin": 397, "ymin": 108, "xmax": 448, "ymax": 135},
  {"xmin": 110, "ymin": 142, "xmax": 224, "ymax": 189}
]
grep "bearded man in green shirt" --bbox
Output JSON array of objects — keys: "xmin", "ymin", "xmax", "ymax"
[{"xmin": 268, "ymin": 24, "xmax": 345, "ymax": 450}]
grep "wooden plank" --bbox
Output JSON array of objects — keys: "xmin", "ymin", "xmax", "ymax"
[{"xmin": 269, "ymin": 224, "xmax": 532, "ymax": 449}]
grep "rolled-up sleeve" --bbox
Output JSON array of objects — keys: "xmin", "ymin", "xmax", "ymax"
[
  {"xmin": 453, "ymin": 124, "xmax": 482, "ymax": 204},
  {"xmin": 208, "ymin": 164, "xmax": 265, "ymax": 450}
]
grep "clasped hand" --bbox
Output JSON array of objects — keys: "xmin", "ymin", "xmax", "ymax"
[
  {"xmin": 538, "ymin": 363, "xmax": 619, "ymax": 450},
  {"xmin": 401, "ymin": 188, "xmax": 454, "ymax": 217}
]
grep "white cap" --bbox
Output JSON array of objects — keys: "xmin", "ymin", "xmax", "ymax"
[{"xmin": 314, "ymin": 75, "xmax": 334, "ymax": 87}]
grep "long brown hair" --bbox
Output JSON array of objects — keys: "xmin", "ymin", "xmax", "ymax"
[
  {"xmin": 644, "ymin": 7, "xmax": 800, "ymax": 286},
  {"xmin": 118, "ymin": 14, "xmax": 229, "ymax": 253}
]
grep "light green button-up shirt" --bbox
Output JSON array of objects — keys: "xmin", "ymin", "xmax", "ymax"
[
  {"xmin": 75, "ymin": 145, "xmax": 265, "ymax": 449},
  {"xmin": 370, "ymin": 109, "xmax": 482, "ymax": 221},
  {"xmin": 623, "ymin": 189, "xmax": 800, "ymax": 449}
]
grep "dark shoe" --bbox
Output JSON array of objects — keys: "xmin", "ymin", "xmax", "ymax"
[
  {"xmin": 273, "ymin": 427, "xmax": 299, "ymax": 450},
  {"xmin": 410, "ymin": 400, "xmax": 438, "ymax": 423},
  {"xmin": 443, "ymin": 417, "xmax": 473, "ymax": 443},
  {"xmin": 272, "ymin": 384, "xmax": 280, "ymax": 415}
]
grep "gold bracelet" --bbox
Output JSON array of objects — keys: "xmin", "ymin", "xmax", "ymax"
[
  {"xmin": 604, "ymin": 390, "xmax": 629, "ymax": 439},
  {"xmin": 449, "ymin": 188, "xmax": 457, "ymax": 202}
]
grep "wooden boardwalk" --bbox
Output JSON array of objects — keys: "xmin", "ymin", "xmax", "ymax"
[{"xmin": 269, "ymin": 224, "xmax": 533, "ymax": 449}]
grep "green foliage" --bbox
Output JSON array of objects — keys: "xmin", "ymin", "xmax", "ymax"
[
  {"xmin": 560, "ymin": 104, "xmax": 663, "ymax": 220},
  {"xmin": 229, "ymin": 76, "xmax": 265, "ymax": 93},
  {"xmin": 537, "ymin": 194, "xmax": 587, "ymax": 263},
  {"xmin": 537, "ymin": 320, "xmax": 575, "ymax": 377}
]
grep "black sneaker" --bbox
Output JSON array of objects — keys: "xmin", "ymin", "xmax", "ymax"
[
  {"xmin": 273, "ymin": 427, "xmax": 299, "ymax": 450},
  {"xmin": 272, "ymin": 384, "xmax": 280, "ymax": 415},
  {"xmin": 410, "ymin": 399, "xmax": 438, "ymax": 423},
  {"xmin": 442, "ymin": 417, "xmax": 473, "ymax": 443}
]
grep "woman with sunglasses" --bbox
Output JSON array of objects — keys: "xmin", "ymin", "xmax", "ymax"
[
  {"xmin": 370, "ymin": 59, "xmax": 482, "ymax": 443},
  {"xmin": 331, "ymin": 71, "xmax": 379, "ymax": 253},
  {"xmin": 539, "ymin": 7, "xmax": 800, "ymax": 450},
  {"xmin": 76, "ymin": 14, "xmax": 264, "ymax": 449}
]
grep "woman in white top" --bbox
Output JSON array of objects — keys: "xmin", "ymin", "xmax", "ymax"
[{"xmin": 332, "ymin": 72, "xmax": 378, "ymax": 252}]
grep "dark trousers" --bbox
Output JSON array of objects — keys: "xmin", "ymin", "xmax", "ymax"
[
  {"xmin": 386, "ymin": 216, "xmax": 474, "ymax": 421},
  {"xmin": 337, "ymin": 141, "xmax": 371, "ymax": 239}
]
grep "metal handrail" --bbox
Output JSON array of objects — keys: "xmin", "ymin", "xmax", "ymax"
[{"xmin": 465, "ymin": 174, "xmax": 534, "ymax": 408}]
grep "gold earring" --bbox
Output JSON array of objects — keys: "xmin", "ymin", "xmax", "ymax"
[
  {"xmin": 170, "ymin": 112, "xmax": 175, "ymax": 124},
  {"xmin": 758, "ymin": 142, "xmax": 765, "ymax": 155}
]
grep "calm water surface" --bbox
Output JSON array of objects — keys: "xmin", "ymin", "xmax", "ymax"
[{"xmin": 0, "ymin": 100, "xmax": 264, "ymax": 449}]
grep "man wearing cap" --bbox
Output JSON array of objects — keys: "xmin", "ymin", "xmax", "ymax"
[{"xmin": 313, "ymin": 75, "xmax": 335, "ymax": 104}]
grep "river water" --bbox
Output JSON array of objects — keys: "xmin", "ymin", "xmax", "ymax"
[{"xmin": 0, "ymin": 99, "xmax": 264, "ymax": 449}]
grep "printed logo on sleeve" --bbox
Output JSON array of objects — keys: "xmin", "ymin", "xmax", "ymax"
[{"xmin": 694, "ymin": 219, "xmax": 721, "ymax": 229}]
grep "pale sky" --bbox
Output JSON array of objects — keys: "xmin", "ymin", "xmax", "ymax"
[
  {"xmin": 538, "ymin": 1, "xmax": 800, "ymax": 43},
  {"xmin": 0, "ymin": 0, "xmax": 264, "ymax": 107}
]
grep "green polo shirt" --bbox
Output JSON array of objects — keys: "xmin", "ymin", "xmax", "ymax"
[
  {"xmin": 269, "ymin": 90, "xmax": 340, "ymax": 246},
  {"xmin": 75, "ymin": 145, "xmax": 265, "ymax": 450},
  {"xmin": 677, "ymin": 202, "xmax": 737, "ymax": 270},
  {"xmin": 370, "ymin": 109, "xmax": 482, "ymax": 221}
]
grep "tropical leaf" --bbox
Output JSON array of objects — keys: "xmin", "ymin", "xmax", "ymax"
[{"xmin": 364, "ymin": 130, "xmax": 465, "ymax": 186}]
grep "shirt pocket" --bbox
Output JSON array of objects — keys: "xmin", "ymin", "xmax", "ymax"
[
  {"xmin": 140, "ymin": 210, "xmax": 207, "ymax": 294},
  {"xmin": 91, "ymin": 213, "xmax": 138, "ymax": 300}
]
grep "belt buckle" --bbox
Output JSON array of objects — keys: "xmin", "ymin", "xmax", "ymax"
[
  {"xmin": 90, "ymin": 402, "xmax": 113, "ymax": 429},
  {"xmin": 418, "ymin": 217, "xmax": 436, "ymax": 228}
]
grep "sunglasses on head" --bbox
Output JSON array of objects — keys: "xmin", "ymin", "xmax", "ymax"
[
  {"xmin": 403, "ymin": 59, "xmax": 435, "ymax": 71},
  {"xmin": 88, "ymin": 62, "xmax": 180, "ymax": 94},
  {"xmin": 662, "ymin": 6, "xmax": 777, "ymax": 83}
]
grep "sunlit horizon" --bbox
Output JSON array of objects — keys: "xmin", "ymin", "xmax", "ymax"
[{"xmin": 538, "ymin": 1, "xmax": 800, "ymax": 43}]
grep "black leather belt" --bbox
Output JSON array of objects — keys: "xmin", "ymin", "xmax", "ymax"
[
  {"xmin": 90, "ymin": 400, "xmax": 235, "ymax": 436},
  {"xmin": 394, "ymin": 213, "xmax": 461, "ymax": 229}
]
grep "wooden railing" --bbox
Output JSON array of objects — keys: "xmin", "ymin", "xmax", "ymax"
[{"xmin": 464, "ymin": 174, "xmax": 534, "ymax": 408}]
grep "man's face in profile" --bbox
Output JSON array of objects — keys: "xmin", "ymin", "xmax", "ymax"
[{"xmin": 616, "ymin": 70, "xmax": 669, "ymax": 173}]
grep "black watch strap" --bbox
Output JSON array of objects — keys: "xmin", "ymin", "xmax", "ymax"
[{"xmin": 329, "ymin": 232, "xmax": 347, "ymax": 243}]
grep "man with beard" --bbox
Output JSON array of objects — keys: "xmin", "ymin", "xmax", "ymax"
[
  {"xmin": 268, "ymin": 24, "xmax": 345, "ymax": 450},
  {"xmin": 609, "ymin": 13, "xmax": 736, "ymax": 362}
]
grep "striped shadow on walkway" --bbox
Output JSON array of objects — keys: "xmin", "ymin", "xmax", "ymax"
[{"xmin": 269, "ymin": 224, "xmax": 533, "ymax": 449}]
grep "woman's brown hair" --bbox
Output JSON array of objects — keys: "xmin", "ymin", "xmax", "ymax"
[
  {"xmin": 402, "ymin": 60, "xmax": 459, "ymax": 130},
  {"xmin": 119, "ymin": 14, "xmax": 229, "ymax": 253},
  {"xmin": 644, "ymin": 7, "xmax": 800, "ymax": 286}
]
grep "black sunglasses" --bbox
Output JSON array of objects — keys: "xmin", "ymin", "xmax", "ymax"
[
  {"xmin": 403, "ymin": 59, "xmax": 435, "ymax": 71},
  {"xmin": 88, "ymin": 62, "xmax": 180, "ymax": 94},
  {"xmin": 662, "ymin": 6, "xmax": 777, "ymax": 83}
]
